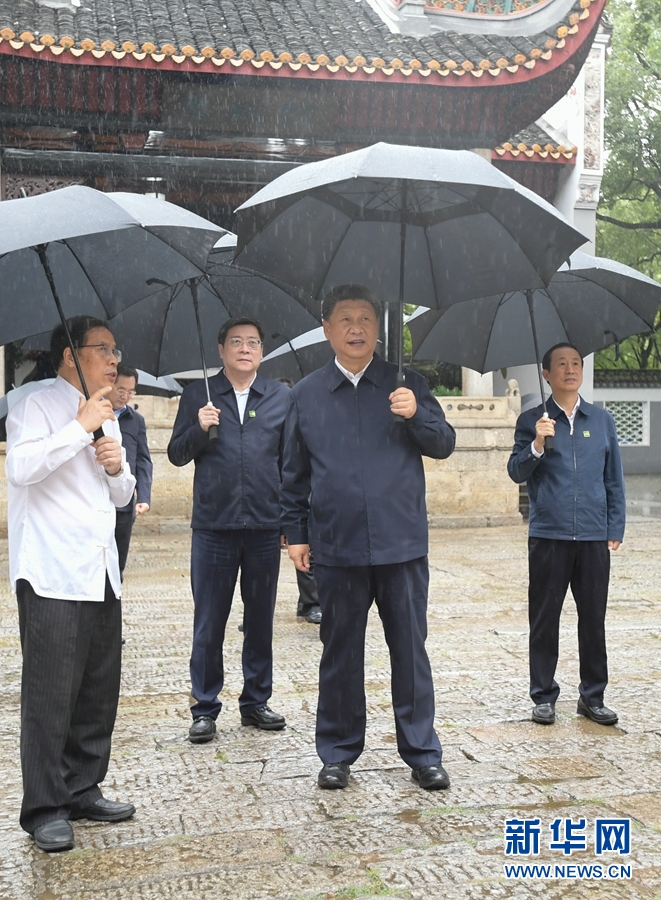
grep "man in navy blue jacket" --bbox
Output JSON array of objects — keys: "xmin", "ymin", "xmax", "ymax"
[
  {"xmin": 109, "ymin": 365, "xmax": 153, "ymax": 577},
  {"xmin": 281, "ymin": 285, "xmax": 456, "ymax": 791},
  {"xmin": 168, "ymin": 317, "xmax": 290, "ymax": 743},
  {"xmin": 508, "ymin": 343, "xmax": 625, "ymax": 727}
]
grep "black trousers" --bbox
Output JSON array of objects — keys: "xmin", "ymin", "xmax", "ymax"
[
  {"xmin": 16, "ymin": 578, "xmax": 122, "ymax": 834},
  {"xmin": 114, "ymin": 509, "xmax": 136, "ymax": 577},
  {"xmin": 189, "ymin": 528, "xmax": 281, "ymax": 720},
  {"xmin": 528, "ymin": 538, "xmax": 610, "ymax": 706},
  {"xmin": 314, "ymin": 558, "xmax": 442, "ymax": 769}
]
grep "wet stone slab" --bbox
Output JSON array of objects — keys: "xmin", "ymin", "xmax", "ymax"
[{"xmin": 0, "ymin": 522, "xmax": 660, "ymax": 899}]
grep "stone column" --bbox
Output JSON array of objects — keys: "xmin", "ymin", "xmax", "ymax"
[{"xmin": 462, "ymin": 368, "xmax": 493, "ymax": 397}]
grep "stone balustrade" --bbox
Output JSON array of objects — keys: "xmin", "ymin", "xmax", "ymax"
[{"xmin": 0, "ymin": 386, "xmax": 522, "ymax": 536}]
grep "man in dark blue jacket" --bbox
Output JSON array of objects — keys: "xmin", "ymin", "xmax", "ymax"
[
  {"xmin": 109, "ymin": 365, "xmax": 153, "ymax": 576},
  {"xmin": 168, "ymin": 317, "xmax": 290, "ymax": 743},
  {"xmin": 281, "ymin": 285, "xmax": 456, "ymax": 791},
  {"xmin": 508, "ymin": 342, "xmax": 625, "ymax": 728}
]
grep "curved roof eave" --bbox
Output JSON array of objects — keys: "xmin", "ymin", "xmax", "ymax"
[{"xmin": 0, "ymin": 0, "xmax": 605, "ymax": 88}]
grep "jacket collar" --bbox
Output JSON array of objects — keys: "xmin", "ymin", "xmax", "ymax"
[
  {"xmin": 323, "ymin": 354, "xmax": 388, "ymax": 393},
  {"xmin": 211, "ymin": 369, "xmax": 267, "ymax": 396},
  {"xmin": 547, "ymin": 394, "xmax": 594, "ymax": 418}
]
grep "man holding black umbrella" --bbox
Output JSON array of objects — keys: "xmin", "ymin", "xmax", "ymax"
[
  {"xmin": 508, "ymin": 342, "xmax": 625, "ymax": 728},
  {"xmin": 281, "ymin": 285, "xmax": 456, "ymax": 791},
  {"xmin": 5, "ymin": 316, "xmax": 137, "ymax": 853},
  {"xmin": 168, "ymin": 316, "xmax": 290, "ymax": 743}
]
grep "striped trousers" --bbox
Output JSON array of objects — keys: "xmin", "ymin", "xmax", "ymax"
[{"xmin": 16, "ymin": 578, "xmax": 122, "ymax": 834}]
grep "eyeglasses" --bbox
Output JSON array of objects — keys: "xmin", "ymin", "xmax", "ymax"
[
  {"xmin": 226, "ymin": 337, "xmax": 263, "ymax": 350},
  {"xmin": 115, "ymin": 388, "xmax": 136, "ymax": 398},
  {"xmin": 77, "ymin": 343, "xmax": 123, "ymax": 362}
]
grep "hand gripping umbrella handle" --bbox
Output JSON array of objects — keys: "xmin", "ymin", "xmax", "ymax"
[
  {"xmin": 206, "ymin": 402, "xmax": 218, "ymax": 442},
  {"xmin": 393, "ymin": 370, "xmax": 406, "ymax": 424},
  {"xmin": 542, "ymin": 411, "xmax": 554, "ymax": 453}
]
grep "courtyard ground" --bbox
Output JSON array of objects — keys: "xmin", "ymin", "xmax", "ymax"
[{"xmin": 0, "ymin": 518, "xmax": 659, "ymax": 899}]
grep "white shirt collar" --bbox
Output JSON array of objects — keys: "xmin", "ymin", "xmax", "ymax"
[
  {"xmin": 553, "ymin": 394, "xmax": 580, "ymax": 422},
  {"xmin": 552, "ymin": 394, "xmax": 581, "ymax": 435},
  {"xmin": 334, "ymin": 356, "xmax": 374, "ymax": 387},
  {"xmin": 230, "ymin": 372, "xmax": 257, "ymax": 424}
]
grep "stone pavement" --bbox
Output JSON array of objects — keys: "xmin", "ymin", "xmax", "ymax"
[{"xmin": 0, "ymin": 521, "xmax": 660, "ymax": 900}]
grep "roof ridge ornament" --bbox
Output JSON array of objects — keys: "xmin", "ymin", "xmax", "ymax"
[
  {"xmin": 364, "ymin": 0, "xmax": 429, "ymax": 36},
  {"xmin": 366, "ymin": 0, "xmax": 581, "ymax": 37},
  {"xmin": 36, "ymin": 0, "xmax": 80, "ymax": 8}
]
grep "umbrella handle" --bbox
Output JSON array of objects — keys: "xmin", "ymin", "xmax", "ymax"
[
  {"xmin": 542, "ymin": 411, "xmax": 554, "ymax": 453},
  {"xmin": 392, "ymin": 370, "xmax": 406, "ymax": 424},
  {"xmin": 206, "ymin": 401, "xmax": 219, "ymax": 442}
]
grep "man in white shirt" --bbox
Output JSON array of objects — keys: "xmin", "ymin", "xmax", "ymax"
[{"xmin": 5, "ymin": 316, "xmax": 137, "ymax": 852}]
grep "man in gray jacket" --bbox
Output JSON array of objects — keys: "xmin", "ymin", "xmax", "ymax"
[{"xmin": 508, "ymin": 343, "xmax": 625, "ymax": 727}]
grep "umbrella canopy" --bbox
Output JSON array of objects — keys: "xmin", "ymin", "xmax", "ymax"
[
  {"xmin": 234, "ymin": 142, "xmax": 587, "ymax": 316},
  {"xmin": 0, "ymin": 379, "xmax": 55, "ymax": 420},
  {"xmin": 107, "ymin": 234, "xmax": 321, "ymax": 378},
  {"xmin": 0, "ymin": 185, "xmax": 224, "ymax": 347},
  {"xmin": 0, "ymin": 371, "xmax": 182, "ymax": 419},
  {"xmin": 134, "ymin": 371, "xmax": 183, "ymax": 398},
  {"xmin": 259, "ymin": 326, "xmax": 333, "ymax": 382},
  {"xmin": 408, "ymin": 251, "xmax": 661, "ymax": 373}
]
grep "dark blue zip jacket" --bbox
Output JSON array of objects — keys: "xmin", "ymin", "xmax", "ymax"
[
  {"xmin": 507, "ymin": 396, "xmax": 625, "ymax": 542},
  {"xmin": 116, "ymin": 405, "xmax": 153, "ymax": 514},
  {"xmin": 167, "ymin": 370, "xmax": 290, "ymax": 531},
  {"xmin": 280, "ymin": 355, "xmax": 456, "ymax": 566}
]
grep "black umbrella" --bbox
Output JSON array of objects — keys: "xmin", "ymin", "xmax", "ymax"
[
  {"xmin": 259, "ymin": 326, "xmax": 333, "ymax": 382},
  {"xmin": 106, "ymin": 234, "xmax": 321, "ymax": 434},
  {"xmin": 0, "ymin": 185, "xmax": 223, "ymax": 437},
  {"xmin": 234, "ymin": 142, "xmax": 587, "ymax": 390},
  {"xmin": 108, "ymin": 238, "xmax": 320, "ymax": 376},
  {"xmin": 408, "ymin": 250, "xmax": 661, "ymax": 446}
]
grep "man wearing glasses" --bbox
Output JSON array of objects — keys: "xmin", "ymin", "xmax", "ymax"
[
  {"xmin": 108, "ymin": 365, "xmax": 153, "ymax": 578},
  {"xmin": 168, "ymin": 317, "xmax": 290, "ymax": 743},
  {"xmin": 5, "ymin": 316, "xmax": 136, "ymax": 852}
]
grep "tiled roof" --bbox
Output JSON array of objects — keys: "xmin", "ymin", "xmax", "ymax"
[
  {"xmin": 0, "ymin": 0, "xmax": 602, "ymax": 80},
  {"xmin": 494, "ymin": 122, "xmax": 578, "ymax": 161},
  {"xmin": 594, "ymin": 369, "xmax": 661, "ymax": 389}
]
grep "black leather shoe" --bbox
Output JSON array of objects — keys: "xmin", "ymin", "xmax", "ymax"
[
  {"xmin": 70, "ymin": 797, "xmax": 135, "ymax": 822},
  {"xmin": 318, "ymin": 762, "xmax": 350, "ymax": 789},
  {"xmin": 532, "ymin": 702, "xmax": 556, "ymax": 725},
  {"xmin": 240, "ymin": 705, "xmax": 286, "ymax": 730},
  {"xmin": 577, "ymin": 697, "xmax": 618, "ymax": 725},
  {"xmin": 189, "ymin": 715, "xmax": 216, "ymax": 743},
  {"xmin": 411, "ymin": 764, "xmax": 450, "ymax": 790},
  {"xmin": 305, "ymin": 607, "xmax": 322, "ymax": 625},
  {"xmin": 33, "ymin": 819, "xmax": 74, "ymax": 852}
]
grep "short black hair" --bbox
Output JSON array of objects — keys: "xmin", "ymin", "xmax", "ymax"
[
  {"xmin": 321, "ymin": 284, "xmax": 381, "ymax": 322},
  {"xmin": 276, "ymin": 377, "xmax": 294, "ymax": 388},
  {"xmin": 117, "ymin": 363, "xmax": 139, "ymax": 385},
  {"xmin": 542, "ymin": 342, "xmax": 583, "ymax": 372},
  {"xmin": 217, "ymin": 316, "xmax": 264, "ymax": 345},
  {"xmin": 50, "ymin": 315, "xmax": 110, "ymax": 370}
]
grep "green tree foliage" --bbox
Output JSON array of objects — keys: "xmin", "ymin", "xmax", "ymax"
[{"xmin": 595, "ymin": 0, "xmax": 661, "ymax": 368}]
